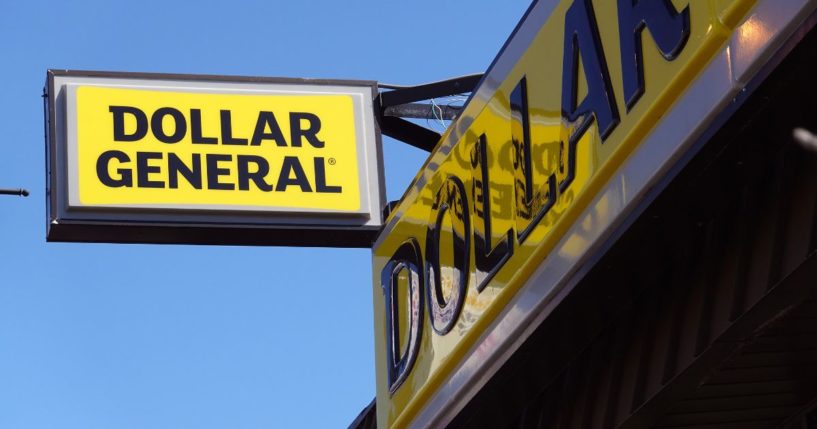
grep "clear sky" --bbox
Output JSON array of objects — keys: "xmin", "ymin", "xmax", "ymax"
[{"xmin": 0, "ymin": 1, "xmax": 529, "ymax": 428}]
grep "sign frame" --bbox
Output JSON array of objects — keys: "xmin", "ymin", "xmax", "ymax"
[{"xmin": 45, "ymin": 69, "xmax": 386, "ymax": 247}]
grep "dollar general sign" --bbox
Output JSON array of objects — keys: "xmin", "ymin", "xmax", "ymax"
[{"xmin": 46, "ymin": 72, "xmax": 385, "ymax": 246}]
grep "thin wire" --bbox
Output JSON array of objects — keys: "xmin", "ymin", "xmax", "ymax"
[{"xmin": 430, "ymin": 98, "xmax": 446, "ymax": 129}]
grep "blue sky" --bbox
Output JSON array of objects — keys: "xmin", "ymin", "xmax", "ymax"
[{"xmin": 0, "ymin": 1, "xmax": 529, "ymax": 427}]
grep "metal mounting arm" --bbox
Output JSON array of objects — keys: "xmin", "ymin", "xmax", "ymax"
[{"xmin": 377, "ymin": 73, "xmax": 483, "ymax": 152}]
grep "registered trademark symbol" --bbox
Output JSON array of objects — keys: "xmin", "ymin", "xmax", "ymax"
[{"xmin": 328, "ymin": 158, "xmax": 336, "ymax": 165}]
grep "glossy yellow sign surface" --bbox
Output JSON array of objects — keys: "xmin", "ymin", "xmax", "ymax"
[
  {"xmin": 373, "ymin": 0, "xmax": 757, "ymax": 427},
  {"xmin": 73, "ymin": 86, "xmax": 360, "ymax": 211}
]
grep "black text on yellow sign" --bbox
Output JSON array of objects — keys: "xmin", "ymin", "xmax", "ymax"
[
  {"xmin": 381, "ymin": 0, "xmax": 693, "ymax": 393},
  {"xmin": 374, "ymin": 0, "xmax": 762, "ymax": 425},
  {"xmin": 76, "ymin": 86, "xmax": 362, "ymax": 211}
]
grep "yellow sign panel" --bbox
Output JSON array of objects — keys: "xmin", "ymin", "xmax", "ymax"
[
  {"xmin": 46, "ymin": 71, "xmax": 384, "ymax": 246},
  {"xmin": 74, "ymin": 86, "xmax": 360, "ymax": 211},
  {"xmin": 372, "ymin": 0, "xmax": 767, "ymax": 427}
]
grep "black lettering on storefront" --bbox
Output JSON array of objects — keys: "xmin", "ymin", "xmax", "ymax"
[
  {"xmin": 237, "ymin": 155, "xmax": 273, "ymax": 191},
  {"xmin": 136, "ymin": 151, "xmax": 164, "ymax": 188},
  {"xmin": 251, "ymin": 111, "xmax": 288, "ymax": 147},
  {"xmin": 472, "ymin": 134, "xmax": 513, "ymax": 292},
  {"xmin": 96, "ymin": 150, "xmax": 133, "ymax": 187},
  {"xmin": 511, "ymin": 78, "xmax": 557, "ymax": 242},
  {"xmin": 220, "ymin": 110, "xmax": 248, "ymax": 146},
  {"xmin": 560, "ymin": 0, "xmax": 620, "ymax": 192},
  {"xmin": 314, "ymin": 157, "xmax": 342, "ymax": 193},
  {"xmin": 190, "ymin": 109, "xmax": 217, "ymax": 144},
  {"xmin": 425, "ymin": 176, "xmax": 470, "ymax": 335},
  {"xmin": 206, "ymin": 154, "xmax": 235, "ymax": 190},
  {"xmin": 109, "ymin": 106, "xmax": 148, "ymax": 142},
  {"xmin": 275, "ymin": 156, "xmax": 312, "ymax": 192},
  {"xmin": 168, "ymin": 153, "xmax": 202, "ymax": 189},
  {"xmin": 290, "ymin": 112, "xmax": 325, "ymax": 148},
  {"xmin": 151, "ymin": 107, "xmax": 186, "ymax": 144},
  {"xmin": 618, "ymin": 0, "xmax": 690, "ymax": 110},
  {"xmin": 381, "ymin": 239, "xmax": 425, "ymax": 393}
]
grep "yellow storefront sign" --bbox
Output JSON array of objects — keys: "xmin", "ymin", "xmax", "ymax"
[
  {"xmin": 371, "ymin": 0, "xmax": 771, "ymax": 427},
  {"xmin": 46, "ymin": 72, "xmax": 384, "ymax": 246},
  {"xmin": 75, "ymin": 86, "xmax": 359, "ymax": 211}
]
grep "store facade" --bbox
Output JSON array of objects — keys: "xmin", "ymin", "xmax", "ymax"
[{"xmin": 354, "ymin": 0, "xmax": 817, "ymax": 427}]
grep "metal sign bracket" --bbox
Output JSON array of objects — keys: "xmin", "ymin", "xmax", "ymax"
[{"xmin": 376, "ymin": 73, "xmax": 482, "ymax": 151}]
